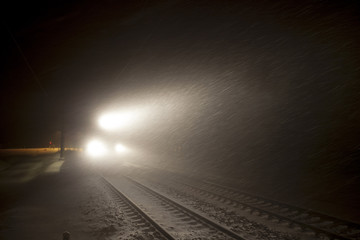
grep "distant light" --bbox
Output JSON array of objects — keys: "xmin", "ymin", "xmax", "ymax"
[
  {"xmin": 98, "ymin": 111, "xmax": 138, "ymax": 131},
  {"xmin": 86, "ymin": 140, "xmax": 107, "ymax": 157},
  {"xmin": 115, "ymin": 143, "xmax": 127, "ymax": 153}
]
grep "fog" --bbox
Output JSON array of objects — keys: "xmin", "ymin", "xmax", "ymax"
[
  {"xmin": 73, "ymin": 1, "xmax": 360, "ymax": 207},
  {"xmin": 1, "ymin": 0, "xmax": 360, "ymax": 225}
]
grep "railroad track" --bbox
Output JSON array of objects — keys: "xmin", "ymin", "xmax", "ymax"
[
  {"xmin": 169, "ymin": 178, "xmax": 360, "ymax": 240},
  {"xmin": 103, "ymin": 175, "xmax": 246, "ymax": 239},
  {"xmin": 133, "ymin": 176, "xmax": 298, "ymax": 240},
  {"xmin": 100, "ymin": 177, "xmax": 174, "ymax": 240}
]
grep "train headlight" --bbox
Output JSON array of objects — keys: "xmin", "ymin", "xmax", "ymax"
[
  {"xmin": 86, "ymin": 140, "xmax": 107, "ymax": 157},
  {"xmin": 98, "ymin": 111, "xmax": 137, "ymax": 131}
]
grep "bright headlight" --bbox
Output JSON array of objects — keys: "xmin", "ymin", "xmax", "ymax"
[
  {"xmin": 86, "ymin": 140, "xmax": 107, "ymax": 157},
  {"xmin": 98, "ymin": 110, "xmax": 140, "ymax": 131}
]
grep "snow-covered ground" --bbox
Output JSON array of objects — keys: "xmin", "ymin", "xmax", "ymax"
[
  {"xmin": 0, "ymin": 153, "xmax": 132, "ymax": 240},
  {"xmin": 1, "ymin": 152, "xmax": 359, "ymax": 240}
]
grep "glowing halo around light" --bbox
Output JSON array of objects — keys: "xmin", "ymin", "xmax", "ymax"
[
  {"xmin": 86, "ymin": 140, "xmax": 107, "ymax": 157},
  {"xmin": 98, "ymin": 111, "xmax": 138, "ymax": 131}
]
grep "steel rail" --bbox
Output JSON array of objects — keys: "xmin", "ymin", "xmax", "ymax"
[
  {"xmin": 179, "ymin": 180, "xmax": 355, "ymax": 240},
  {"xmin": 204, "ymin": 180, "xmax": 360, "ymax": 231},
  {"xmin": 101, "ymin": 177, "xmax": 175, "ymax": 240},
  {"xmin": 125, "ymin": 176, "xmax": 247, "ymax": 240}
]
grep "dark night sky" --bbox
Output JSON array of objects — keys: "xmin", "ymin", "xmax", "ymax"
[
  {"xmin": 1, "ymin": 0, "xmax": 156, "ymax": 147},
  {"xmin": 1, "ymin": 0, "xmax": 360, "ymax": 190}
]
